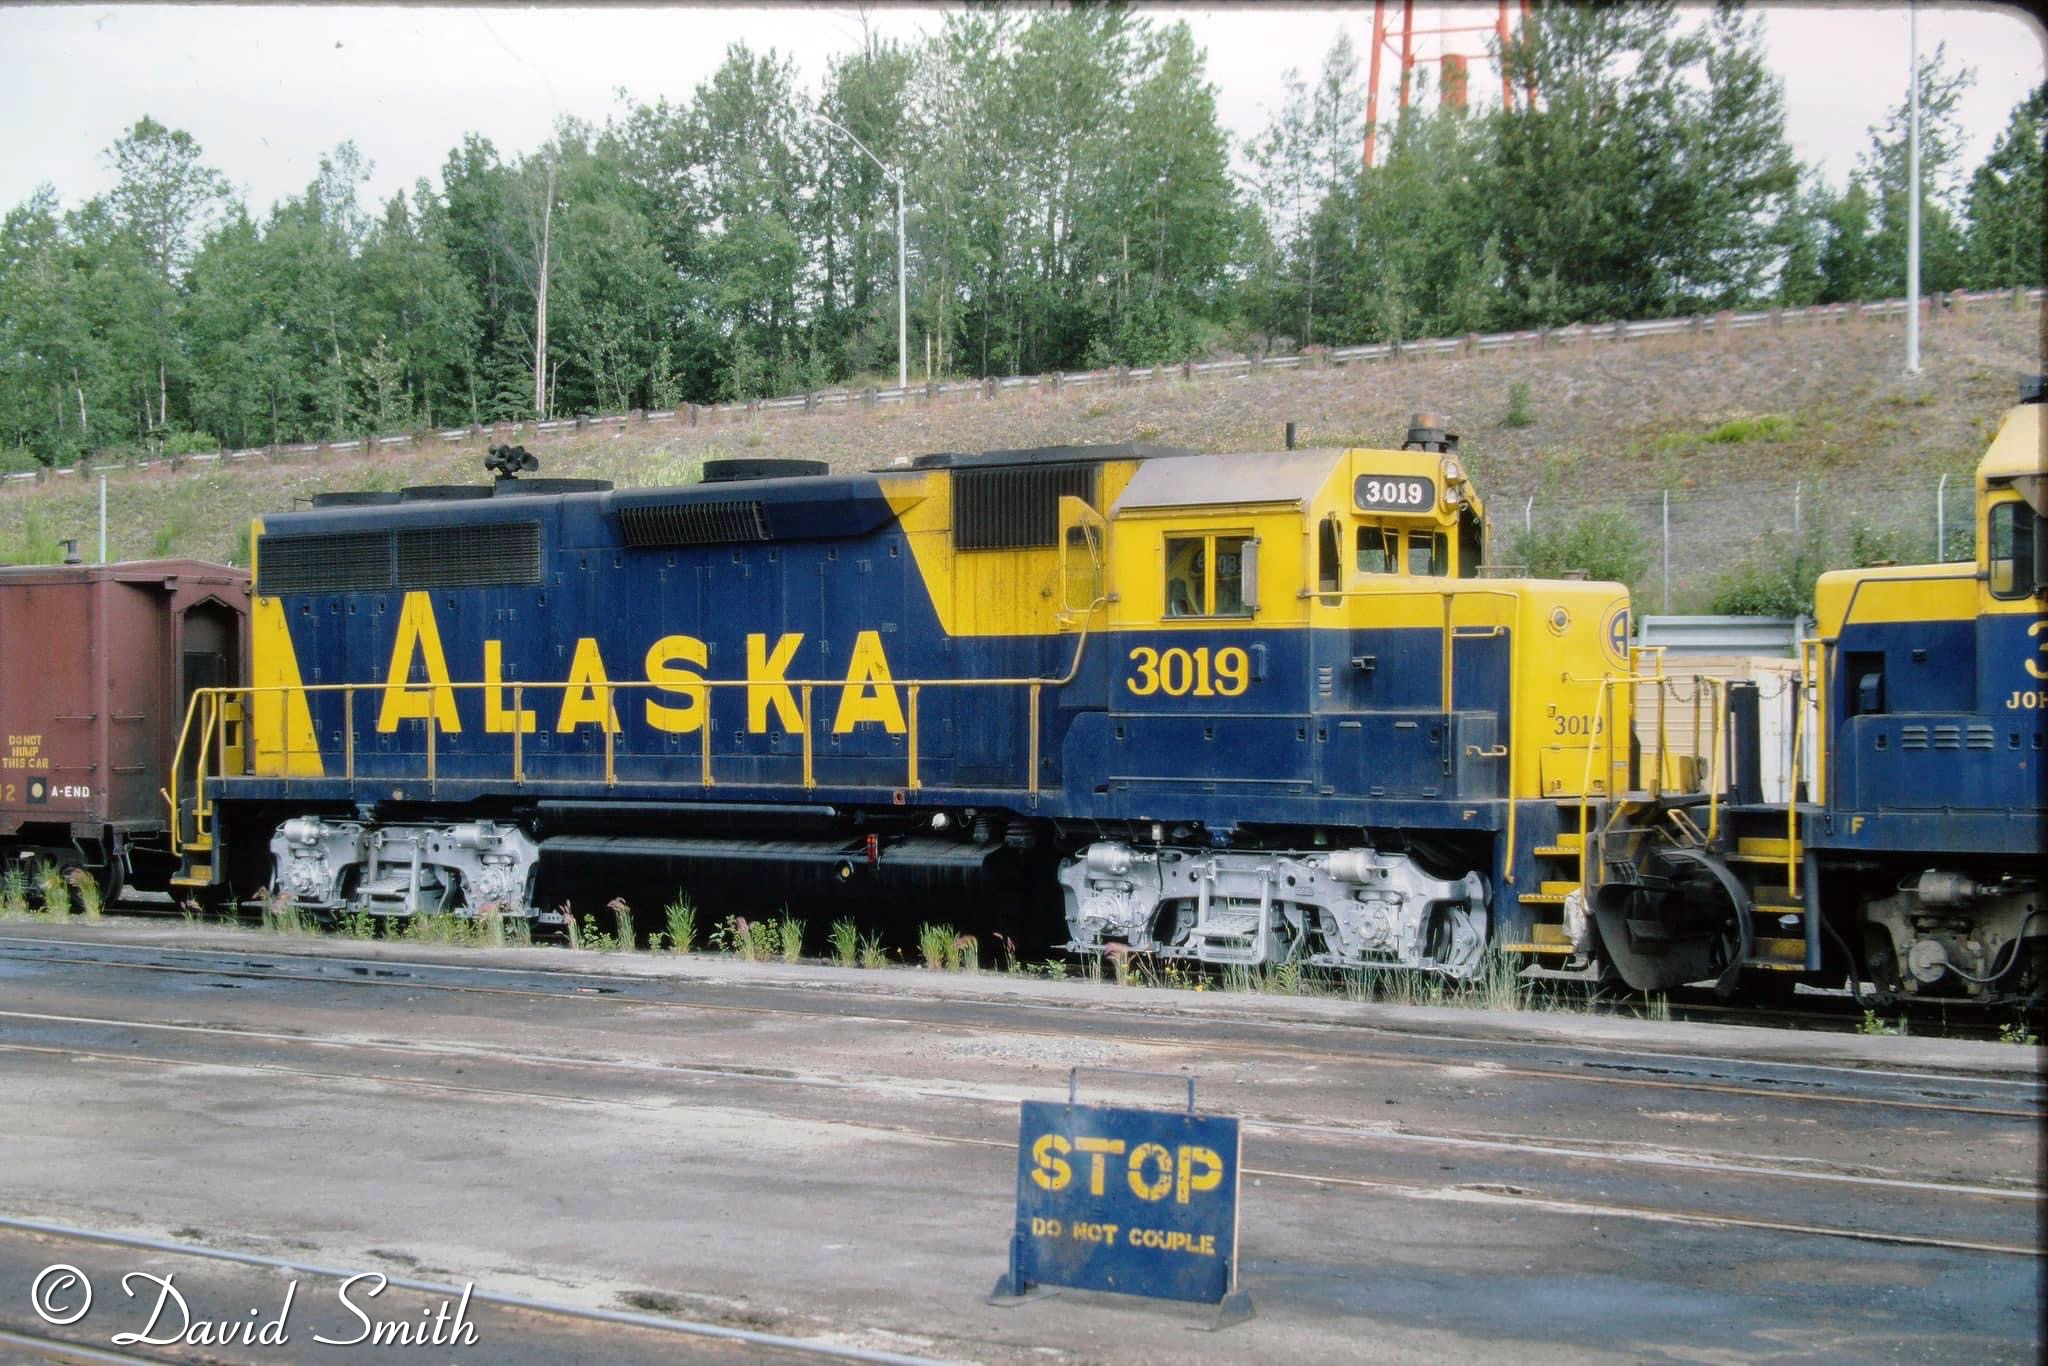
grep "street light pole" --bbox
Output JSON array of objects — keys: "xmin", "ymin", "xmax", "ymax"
[
  {"xmin": 896, "ymin": 172, "xmax": 907, "ymax": 393},
  {"xmin": 1906, "ymin": 1, "xmax": 1921, "ymax": 374},
  {"xmin": 815, "ymin": 113, "xmax": 907, "ymax": 392}
]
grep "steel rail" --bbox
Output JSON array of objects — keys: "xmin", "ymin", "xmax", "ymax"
[
  {"xmin": 2, "ymin": 1032, "xmax": 2033, "ymax": 1206},
  {"xmin": 3, "ymin": 934, "xmax": 2035, "ymax": 1093},
  {"xmin": 0, "ymin": 944, "xmax": 2037, "ymax": 1118}
]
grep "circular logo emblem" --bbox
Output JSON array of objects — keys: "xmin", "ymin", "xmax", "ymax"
[{"xmin": 1604, "ymin": 604, "xmax": 1633, "ymax": 663}]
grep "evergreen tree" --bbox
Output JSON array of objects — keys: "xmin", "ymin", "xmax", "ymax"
[{"xmin": 1962, "ymin": 82, "xmax": 2046, "ymax": 288}]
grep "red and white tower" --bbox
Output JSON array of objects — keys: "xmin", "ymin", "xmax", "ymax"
[{"xmin": 1363, "ymin": 0, "xmax": 1538, "ymax": 169}]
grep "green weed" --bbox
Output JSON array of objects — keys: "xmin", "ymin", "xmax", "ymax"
[
  {"xmin": 778, "ymin": 914, "xmax": 805, "ymax": 964},
  {"xmin": 917, "ymin": 922, "xmax": 957, "ymax": 970},
  {"xmin": 857, "ymin": 931, "xmax": 887, "ymax": 970},
  {"xmin": 830, "ymin": 917, "xmax": 859, "ymax": 967},
  {"xmin": 953, "ymin": 933, "xmax": 979, "ymax": 973},
  {"xmin": 68, "ymin": 868, "xmax": 104, "ymax": 920},
  {"xmin": 262, "ymin": 890, "xmax": 305, "ymax": 935},
  {"xmin": 1856, "ymin": 1009, "xmax": 1903, "ymax": 1037},
  {"xmin": 664, "ymin": 894, "xmax": 698, "ymax": 954},
  {"xmin": 577, "ymin": 914, "xmax": 620, "ymax": 953},
  {"xmin": 1998, "ymin": 1019, "xmax": 2039, "ymax": 1046},
  {"xmin": 0, "ymin": 867, "xmax": 29, "ymax": 918},
  {"xmin": 1503, "ymin": 379, "xmax": 1535, "ymax": 428},
  {"xmin": 34, "ymin": 862, "xmax": 70, "ymax": 918},
  {"xmin": 608, "ymin": 897, "xmax": 635, "ymax": 950},
  {"xmin": 341, "ymin": 912, "xmax": 377, "ymax": 940}
]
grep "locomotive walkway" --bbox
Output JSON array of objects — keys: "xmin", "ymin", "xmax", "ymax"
[{"xmin": 0, "ymin": 921, "xmax": 2038, "ymax": 1362}]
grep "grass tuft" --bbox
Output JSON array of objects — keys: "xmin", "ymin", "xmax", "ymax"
[
  {"xmin": 34, "ymin": 862, "xmax": 70, "ymax": 918},
  {"xmin": 917, "ymin": 922, "xmax": 957, "ymax": 970},
  {"xmin": 68, "ymin": 868, "xmax": 105, "ymax": 920},
  {"xmin": 664, "ymin": 893, "xmax": 697, "ymax": 954},
  {"xmin": 830, "ymin": 917, "xmax": 859, "ymax": 967},
  {"xmin": 0, "ymin": 866, "xmax": 30, "ymax": 918}
]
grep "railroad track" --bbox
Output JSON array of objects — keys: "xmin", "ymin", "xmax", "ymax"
[
  {"xmin": 1, "ymin": 934, "xmax": 2038, "ymax": 1121},
  {"xmin": 2, "ymin": 934, "xmax": 2039, "ymax": 1263},
  {"xmin": 93, "ymin": 898, "xmax": 2038, "ymax": 1042},
  {"xmin": 3, "ymin": 1023, "xmax": 2035, "ymax": 1264}
]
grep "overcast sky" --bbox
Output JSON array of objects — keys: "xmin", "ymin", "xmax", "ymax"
[{"xmin": 3, "ymin": 3, "xmax": 2043, "ymax": 221}]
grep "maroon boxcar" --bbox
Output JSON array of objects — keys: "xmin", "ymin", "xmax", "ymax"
[{"xmin": 0, "ymin": 559, "xmax": 248, "ymax": 897}]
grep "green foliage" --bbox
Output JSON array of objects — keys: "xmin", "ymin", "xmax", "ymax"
[
  {"xmin": 0, "ymin": 505, "xmax": 66, "ymax": 565},
  {"xmin": 1702, "ymin": 414, "xmax": 1789, "ymax": 444},
  {"xmin": 1707, "ymin": 544, "xmax": 1817, "ymax": 617},
  {"xmin": 1963, "ymin": 82, "xmax": 2046, "ymax": 288},
  {"xmin": 917, "ymin": 922, "xmax": 957, "ymax": 970},
  {"xmin": 0, "ymin": 16, "xmax": 2037, "ymax": 468},
  {"xmin": 70, "ymin": 869, "xmax": 104, "ymax": 920},
  {"xmin": 664, "ymin": 893, "xmax": 697, "ymax": 953},
  {"xmin": 1503, "ymin": 381, "xmax": 1535, "ymax": 429},
  {"xmin": 34, "ymin": 862, "xmax": 71, "ymax": 918},
  {"xmin": 1510, "ymin": 507, "xmax": 1650, "ymax": 589},
  {"xmin": 830, "ymin": 917, "xmax": 859, "ymax": 967},
  {"xmin": 0, "ymin": 867, "xmax": 30, "ymax": 918}
]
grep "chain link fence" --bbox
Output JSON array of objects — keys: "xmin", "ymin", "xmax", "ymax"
[{"xmin": 1495, "ymin": 472, "xmax": 1977, "ymax": 612}]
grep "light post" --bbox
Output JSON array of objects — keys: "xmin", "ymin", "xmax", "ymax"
[{"xmin": 815, "ymin": 113, "xmax": 907, "ymax": 392}]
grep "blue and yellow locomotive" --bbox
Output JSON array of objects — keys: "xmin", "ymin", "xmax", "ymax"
[
  {"xmin": 1587, "ymin": 390, "xmax": 2045, "ymax": 1003},
  {"xmin": 172, "ymin": 419, "xmax": 1630, "ymax": 977}
]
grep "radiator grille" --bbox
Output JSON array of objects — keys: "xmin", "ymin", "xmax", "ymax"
[
  {"xmin": 257, "ymin": 531, "xmax": 393, "ymax": 595},
  {"xmin": 1900, "ymin": 725, "xmax": 1928, "ymax": 750},
  {"xmin": 618, "ymin": 499, "xmax": 769, "ymax": 547},
  {"xmin": 1966, "ymin": 724, "xmax": 1995, "ymax": 751},
  {"xmin": 396, "ymin": 522, "xmax": 542, "ymax": 589},
  {"xmin": 954, "ymin": 464, "xmax": 1096, "ymax": 551},
  {"xmin": 259, "ymin": 522, "xmax": 543, "ymax": 595},
  {"xmin": 1933, "ymin": 724, "xmax": 1962, "ymax": 751}
]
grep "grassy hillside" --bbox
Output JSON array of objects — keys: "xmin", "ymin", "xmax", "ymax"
[{"xmin": 3, "ymin": 301, "xmax": 2039, "ymax": 610}]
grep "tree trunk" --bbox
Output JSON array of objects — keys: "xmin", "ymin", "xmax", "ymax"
[
  {"xmin": 533, "ymin": 160, "xmax": 556, "ymax": 418},
  {"xmin": 159, "ymin": 362, "xmax": 168, "ymax": 435},
  {"xmin": 75, "ymin": 370, "xmax": 88, "ymax": 438}
]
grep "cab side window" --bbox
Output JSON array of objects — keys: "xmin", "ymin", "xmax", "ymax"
[
  {"xmin": 1165, "ymin": 536, "xmax": 1206, "ymax": 615},
  {"xmin": 1988, "ymin": 500, "xmax": 2038, "ymax": 600},
  {"xmin": 1163, "ymin": 533, "xmax": 1253, "ymax": 617},
  {"xmin": 1356, "ymin": 527, "xmax": 1398, "ymax": 573}
]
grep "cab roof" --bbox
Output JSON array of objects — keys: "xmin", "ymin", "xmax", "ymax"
[
  {"xmin": 1112, "ymin": 448, "xmax": 1343, "ymax": 514},
  {"xmin": 1981, "ymin": 401, "xmax": 2045, "ymax": 485}
]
